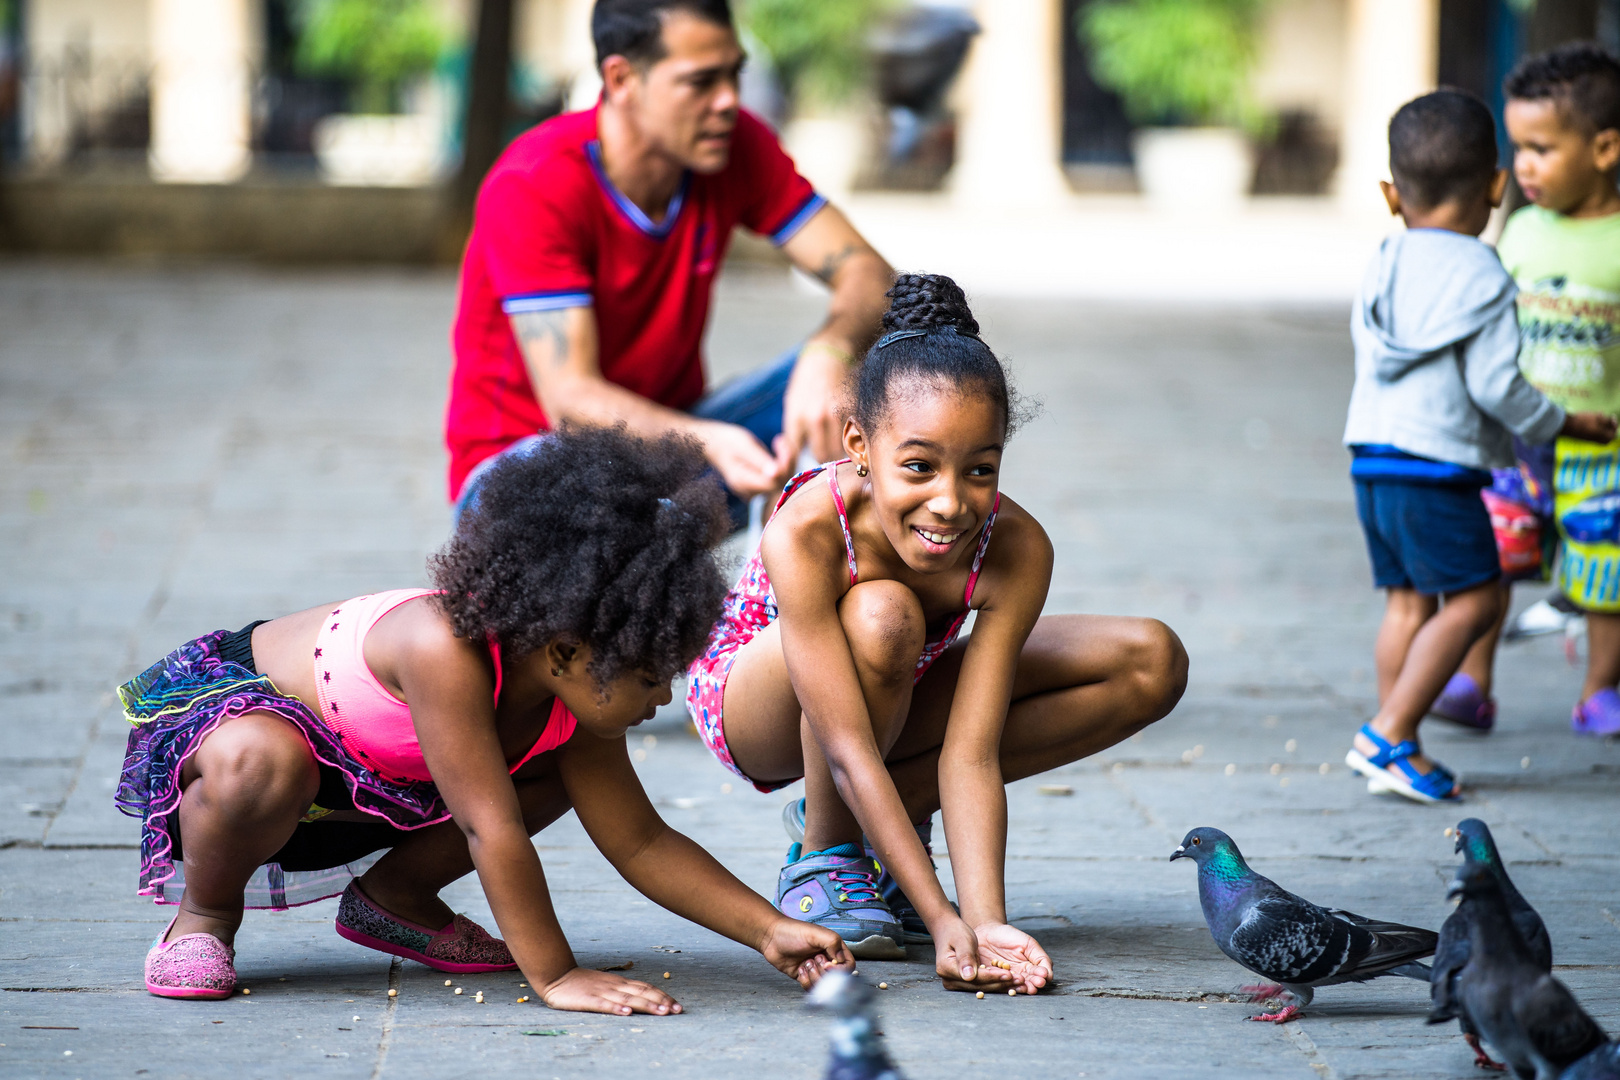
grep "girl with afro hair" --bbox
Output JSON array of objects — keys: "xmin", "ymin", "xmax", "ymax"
[
  {"xmin": 687, "ymin": 273, "xmax": 1189, "ymax": 992},
  {"xmin": 115, "ymin": 425, "xmax": 851, "ymax": 1011}
]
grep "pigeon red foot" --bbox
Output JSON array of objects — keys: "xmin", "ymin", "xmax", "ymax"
[
  {"xmin": 1247, "ymin": 1004, "xmax": 1303, "ymax": 1023},
  {"xmin": 1464, "ymin": 1033, "xmax": 1508, "ymax": 1072}
]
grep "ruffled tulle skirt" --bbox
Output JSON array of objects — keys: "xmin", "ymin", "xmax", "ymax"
[{"xmin": 116, "ymin": 630, "xmax": 450, "ymax": 909}]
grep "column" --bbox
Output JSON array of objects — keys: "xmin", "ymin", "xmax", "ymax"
[
  {"xmin": 1337, "ymin": 0, "xmax": 1439, "ymax": 214},
  {"xmin": 951, "ymin": 0, "xmax": 1069, "ymax": 210},
  {"xmin": 148, "ymin": 0, "xmax": 255, "ymax": 183}
]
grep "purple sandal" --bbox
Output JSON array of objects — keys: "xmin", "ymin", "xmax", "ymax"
[
  {"xmin": 1429, "ymin": 674, "xmax": 1496, "ymax": 731},
  {"xmin": 145, "ymin": 918, "xmax": 237, "ymax": 1000},
  {"xmin": 335, "ymin": 880, "xmax": 517, "ymax": 973},
  {"xmin": 1572, "ymin": 688, "xmax": 1620, "ymax": 737}
]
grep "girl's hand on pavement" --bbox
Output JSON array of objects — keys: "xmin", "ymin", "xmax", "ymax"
[
  {"xmin": 973, "ymin": 922, "xmax": 1054, "ymax": 995},
  {"xmin": 762, "ymin": 917, "xmax": 855, "ymax": 988},
  {"xmin": 934, "ymin": 916, "xmax": 1010, "ymax": 990},
  {"xmin": 539, "ymin": 967, "xmax": 682, "ymax": 1015}
]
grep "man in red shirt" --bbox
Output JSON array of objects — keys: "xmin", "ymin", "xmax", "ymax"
[{"xmin": 447, "ymin": 0, "xmax": 893, "ymax": 523}]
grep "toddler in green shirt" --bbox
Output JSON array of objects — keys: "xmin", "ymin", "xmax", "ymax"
[{"xmin": 1449, "ymin": 43, "xmax": 1620, "ymax": 736}]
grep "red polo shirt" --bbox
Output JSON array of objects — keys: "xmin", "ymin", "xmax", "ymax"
[{"xmin": 445, "ymin": 106, "xmax": 823, "ymax": 500}]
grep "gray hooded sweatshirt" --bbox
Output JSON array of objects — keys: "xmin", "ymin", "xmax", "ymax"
[{"xmin": 1342, "ymin": 228, "xmax": 1565, "ymax": 469}]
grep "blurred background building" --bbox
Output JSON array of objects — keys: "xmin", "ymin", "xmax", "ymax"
[{"xmin": 0, "ymin": 0, "xmax": 1616, "ymax": 296}]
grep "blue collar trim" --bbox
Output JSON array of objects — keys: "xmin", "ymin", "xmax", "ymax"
[{"xmin": 585, "ymin": 140, "xmax": 689, "ymax": 240}]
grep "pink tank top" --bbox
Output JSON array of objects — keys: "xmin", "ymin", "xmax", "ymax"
[{"xmin": 311, "ymin": 589, "xmax": 578, "ymax": 784}]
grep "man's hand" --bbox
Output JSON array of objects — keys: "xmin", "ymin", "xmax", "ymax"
[
  {"xmin": 1561, "ymin": 411, "xmax": 1619, "ymax": 444},
  {"xmin": 783, "ymin": 342, "xmax": 852, "ymax": 464},
  {"xmin": 760, "ymin": 916, "xmax": 855, "ymax": 988},
  {"xmin": 696, "ymin": 420, "xmax": 793, "ymax": 499},
  {"xmin": 779, "ymin": 204, "xmax": 893, "ymax": 462}
]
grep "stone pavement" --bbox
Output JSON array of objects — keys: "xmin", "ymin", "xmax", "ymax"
[{"xmin": 1, "ymin": 260, "xmax": 1616, "ymax": 1080}]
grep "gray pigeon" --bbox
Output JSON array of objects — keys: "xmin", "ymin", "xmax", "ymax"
[
  {"xmin": 1431, "ymin": 861, "xmax": 1607, "ymax": 1080},
  {"xmin": 1562, "ymin": 1042, "xmax": 1620, "ymax": 1080},
  {"xmin": 1172, "ymin": 826, "xmax": 1437, "ymax": 1022},
  {"xmin": 808, "ymin": 970, "xmax": 903, "ymax": 1080},
  {"xmin": 1433, "ymin": 819, "xmax": 1553, "ymax": 1071}
]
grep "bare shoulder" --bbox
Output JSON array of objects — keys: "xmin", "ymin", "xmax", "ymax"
[
  {"xmin": 759, "ymin": 475, "xmax": 850, "ymax": 589},
  {"xmin": 975, "ymin": 494, "xmax": 1053, "ymax": 606},
  {"xmin": 371, "ymin": 595, "xmax": 492, "ymax": 700},
  {"xmin": 984, "ymin": 495, "xmax": 1051, "ymax": 566}
]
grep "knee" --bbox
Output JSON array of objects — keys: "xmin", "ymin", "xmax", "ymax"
[
  {"xmin": 196, "ymin": 718, "xmax": 317, "ymax": 817},
  {"xmin": 839, "ymin": 581, "xmax": 926, "ymax": 681},
  {"xmin": 1119, "ymin": 618, "xmax": 1188, "ymax": 725}
]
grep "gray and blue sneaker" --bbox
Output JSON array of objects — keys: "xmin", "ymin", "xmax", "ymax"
[
  {"xmin": 783, "ymin": 798, "xmax": 935, "ymax": 946},
  {"xmin": 865, "ymin": 818, "xmax": 935, "ymax": 945},
  {"xmin": 776, "ymin": 842, "xmax": 906, "ymax": 960}
]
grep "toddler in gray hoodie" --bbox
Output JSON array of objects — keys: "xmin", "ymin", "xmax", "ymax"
[{"xmin": 1341, "ymin": 89, "xmax": 1614, "ymax": 804}]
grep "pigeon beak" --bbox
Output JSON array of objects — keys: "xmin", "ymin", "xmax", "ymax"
[{"xmin": 1169, "ymin": 846, "xmax": 1187, "ymax": 862}]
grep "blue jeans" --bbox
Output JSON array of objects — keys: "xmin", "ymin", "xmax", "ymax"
[{"xmin": 453, "ymin": 348, "xmax": 798, "ymax": 531}]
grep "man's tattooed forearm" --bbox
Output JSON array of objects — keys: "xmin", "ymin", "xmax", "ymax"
[
  {"xmin": 512, "ymin": 311, "xmax": 571, "ymax": 368},
  {"xmin": 815, "ymin": 242, "xmax": 867, "ymax": 284}
]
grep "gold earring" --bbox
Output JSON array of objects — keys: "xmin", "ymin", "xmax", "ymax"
[{"xmin": 855, "ymin": 462, "xmax": 868, "ymax": 477}]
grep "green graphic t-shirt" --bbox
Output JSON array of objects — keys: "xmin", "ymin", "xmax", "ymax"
[
  {"xmin": 1498, "ymin": 204, "xmax": 1620, "ymax": 609},
  {"xmin": 1496, "ymin": 205, "xmax": 1620, "ymax": 414}
]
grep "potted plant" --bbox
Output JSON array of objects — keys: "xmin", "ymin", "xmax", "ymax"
[
  {"xmin": 1078, "ymin": 0, "xmax": 1268, "ymax": 208},
  {"xmin": 294, "ymin": 0, "xmax": 450, "ymax": 186},
  {"xmin": 740, "ymin": 0, "xmax": 891, "ymax": 194}
]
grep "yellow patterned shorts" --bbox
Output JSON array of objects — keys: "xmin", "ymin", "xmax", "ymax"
[{"xmin": 1554, "ymin": 436, "xmax": 1620, "ymax": 613}]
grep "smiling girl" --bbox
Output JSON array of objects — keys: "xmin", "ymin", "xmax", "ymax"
[
  {"xmin": 117, "ymin": 426, "xmax": 850, "ymax": 1010},
  {"xmin": 685, "ymin": 274, "xmax": 1188, "ymax": 992}
]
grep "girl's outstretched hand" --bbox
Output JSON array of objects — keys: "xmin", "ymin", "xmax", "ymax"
[
  {"xmin": 934, "ymin": 917, "xmax": 1007, "ymax": 991},
  {"xmin": 540, "ymin": 967, "xmax": 682, "ymax": 1016},
  {"xmin": 762, "ymin": 916, "xmax": 856, "ymax": 988},
  {"xmin": 972, "ymin": 922, "xmax": 1053, "ymax": 995}
]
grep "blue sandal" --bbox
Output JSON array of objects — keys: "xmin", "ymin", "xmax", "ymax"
[{"xmin": 1345, "ymin": 724, "xmax": 1460, "ymax": 803}]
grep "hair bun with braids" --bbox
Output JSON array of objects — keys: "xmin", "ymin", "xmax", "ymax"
[
  {"xmin": 882, "ymin": 273, "xmax": 981, "ymax": 337},
  {"xmin": 855, "ymin": 271, "xmax": 1031, "ymax": 437}
]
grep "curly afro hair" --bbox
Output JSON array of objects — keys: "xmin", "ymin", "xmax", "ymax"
[
  {"xmin": 852, "ymin": 272, "xmax": 1032, "ymax": 437},
  {"xmin": 430, "ymin": 424, "xmax": 729, "ymax": 687}
]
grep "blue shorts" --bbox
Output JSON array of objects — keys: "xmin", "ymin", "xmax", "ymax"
[
  {"xmin": 1354, "ymin": 479, "xmax": 1501, "ymax": 595},
  {"xmin": 453, "ymin": 349, "xmax": 798, "ymax": 531}
]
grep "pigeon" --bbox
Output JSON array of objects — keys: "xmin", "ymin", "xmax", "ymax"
[
  {"xmin": 1171, "ymin": 826, "xmax": 1438, "ymax": 1022},
  {"xmin": 1430, "ymin": 861, "xmax": 1607, "ymax": 1080},
  {"xmin": 808, "ymin": 970, "xmax": 903, "ymax": 1080},
  {"xmin": 1562, "ymin": 1042, "xmax": 1620, "ymax": 1080},
  {"xmin": 1433, "ymin": 819, "xmax": 1553, "ymax": 1071}
]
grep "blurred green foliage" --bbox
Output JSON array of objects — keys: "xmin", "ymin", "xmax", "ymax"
[
  {"xmin": 739, "ymin": 0, "xmax": 891, "ymax": 110},
  {"xmin": 293, "ymin": 0, "xmax": 448, "ymax": 114},
  {"xmin": 1079, "ymin": 0, "xmax": 1267, "ymax": 129}
]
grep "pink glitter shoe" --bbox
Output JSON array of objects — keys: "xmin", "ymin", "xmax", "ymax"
[
  {"xmin": 334, "ymin": 880, "xmax": 517, "ymax": 973},
  {"xmin": 144, "ymin": 919, "xmax": 237, "ymax": 1000}
]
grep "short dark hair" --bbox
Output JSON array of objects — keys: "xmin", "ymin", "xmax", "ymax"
[
  {"xmin": 591, "ymin": 0, "xmax": 733, "ymax": 70},
  {"xmin": 1504, "ymin": 41, "xmax": 1620, "ymax": 136},
  {"xmin": 852, "ymin": 273, "xmax": 1028, "ymax": 438},
  {"xmin": 1388, "ymin": 89, "xmax": 1498, "ymax": 209},
  {"xmin": 430, "ymin": 424, "xmax": 729, "ymax": 687}
]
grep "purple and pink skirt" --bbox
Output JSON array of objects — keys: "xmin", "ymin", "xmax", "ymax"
[{"xmin": 116, "ymin": 630, "xmax": 450, "ymax": 910}]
